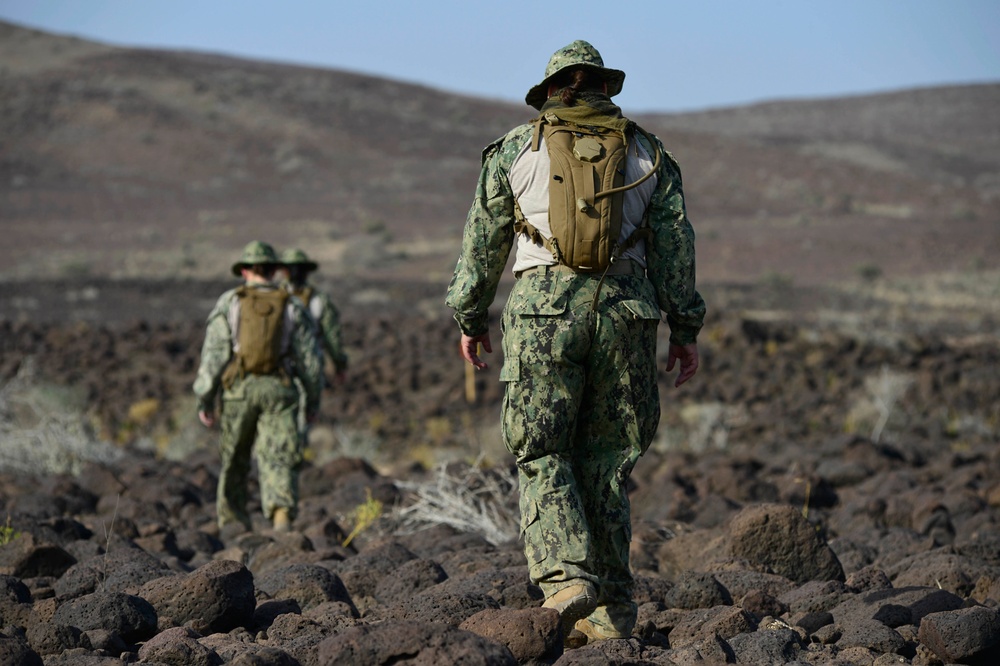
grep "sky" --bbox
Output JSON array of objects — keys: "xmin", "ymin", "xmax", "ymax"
[{"xmin": 1, "ymin": 0, "xmax": 998, "ymax": 113}]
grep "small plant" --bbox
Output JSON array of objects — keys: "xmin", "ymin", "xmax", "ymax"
[
  {"xmin": 342, "ymin": 488, "xmax": 383, "ymax": 548},
  {"xmin": 869, "ymin": 364, "xmax": 913, "ymax": 443},
  {"xmin": 99, "ymin": 494, "xmax": 120, "ymax": 592},
  {"xmin": 796, "ymin": 478, "xmax": 812, "ymax": 519},
  {"xmin": 0, "ymin": 514, "xmax": 19, "ymax": 546}
]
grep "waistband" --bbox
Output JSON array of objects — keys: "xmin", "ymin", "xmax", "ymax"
[{"xmin": 514, "ymin": 259, "xmax": 642, "ymax": 280}]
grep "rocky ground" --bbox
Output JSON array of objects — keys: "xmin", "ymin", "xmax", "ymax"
[
  {"xmin": 1, "ymin": 279, "xmax": 999, "ymax": 665},
  {"xmin": 0, "ymin": 414, "xmax": 998, "ymax": 664}
]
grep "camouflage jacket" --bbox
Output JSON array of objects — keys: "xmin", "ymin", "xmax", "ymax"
[
  {"xmin": 445, "ymin": 114, "xmax": 706, "ymax": 345},
  {"xmin": 292, "ymin": 284, "xmax": 349, "ymax": 373},
  {"xmin": 193, "ymin": 282, "xmax": 323, "ymax": 414}
]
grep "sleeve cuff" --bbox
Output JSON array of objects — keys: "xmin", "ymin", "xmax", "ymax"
[
  {"xmin": 667, "ymin": 322, "xmax": 702, "ymax": 346},
  {"xmin": 453, "ymin": 310, "xmax": 489, "ymax": 338}
]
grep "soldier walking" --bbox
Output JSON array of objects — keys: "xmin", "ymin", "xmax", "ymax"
[
  {"xmin": 277, "ymin": 248, "xmax": 349, "ymax": 448},
  {"xmin": 278, "ymin": 248, "xmax": 348, "ymax": 381},
  {"xmin": 446, "ymin": 41, "xmax": 706, "ymax": 644},
  {"xmin": 194, "ymin": 241, "xmax": 323, "ymax": 533}
]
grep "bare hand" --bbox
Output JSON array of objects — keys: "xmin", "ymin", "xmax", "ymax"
[
  {"xmin": 460, "ymin": 333, "xmax": 492, "ymax": 370},
  {"xmin": 198, "ymin": 410, "xmax": 216, "ymax": 428},
  {"xmin": 666, "ymin": 343, "xmax": 699, "ymax": 388}
]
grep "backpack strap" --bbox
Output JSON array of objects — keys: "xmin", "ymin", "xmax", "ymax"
[
  {"xmin": 512, "ymin": 197, "xmax": 564, "ymax": 265},
  {"xmin": 597, "ymin": 123, "xmax": 662, "ymax": 203}
]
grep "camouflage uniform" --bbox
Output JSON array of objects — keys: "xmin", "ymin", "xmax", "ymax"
[
  {"xmin": 446, "ymin": 41, "xmax": 706, "ymax": 638},
  {"xmin": 193, "ymin": 241, "xmax": 323, "ymax": 530},
  {"xmin": 279, "ymin": 248, "xmax": 348, "ymax": 443},
  {"xmin": 279, "ymin": 249, "xmax": 348, "ymax": 375}
]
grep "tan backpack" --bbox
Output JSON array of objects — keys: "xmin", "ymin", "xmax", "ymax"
[
  {"xmin": 514, "ymin": 113, "xmax": 661, "ymax": 273},
  {"xmin": 222, "ymin": 286, "xmax": 288, "ymax": 387}
]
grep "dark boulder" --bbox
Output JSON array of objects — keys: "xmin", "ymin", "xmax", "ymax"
[
  {"xmin": 137, "ymin": 558, "xmax": 255, "ymax": 633},
  {"xmin": 51, "ymin": 590, "xmax": 158, "ymax": 643}
]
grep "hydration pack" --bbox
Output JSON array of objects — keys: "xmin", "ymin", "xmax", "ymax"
[
  {"xmin": 514, "ymin": 112, "xmax": 661, "ymax": 273},
  {"xmin": 222, "ymin": 286, "xmax": 288, "ymax": 387}
]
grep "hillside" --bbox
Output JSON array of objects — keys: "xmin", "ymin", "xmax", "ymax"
[{"xmin": 2, "ymin": 20, "xmax": 997, "ymax": 292}]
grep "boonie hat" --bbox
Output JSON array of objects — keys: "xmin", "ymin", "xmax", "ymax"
[
  {"xmin": 231, "ymin": 240, "xmax": 279, "ymax": 277},
  {"xmin": 279, "ymin": 248, "xmax": 319, "ymax": 272},
  {"xmin": 525, "ymin": 40, "xmax": 626, "ymax": 110}
]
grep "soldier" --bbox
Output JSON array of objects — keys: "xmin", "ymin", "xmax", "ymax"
[
  {"xmin": 276, "ymin": 248, "xmax": 348, "ymax": 447},
  {"xmin": 277, "ymin": 248, "xmax": 348, "ymax": 382},
  {"xmin": 446, "ymin": 41, "xmax": 706, "ymax": 644},
  {"xmin": 194, "ymin": 241, "xmax": 323, "ymax": 534}
]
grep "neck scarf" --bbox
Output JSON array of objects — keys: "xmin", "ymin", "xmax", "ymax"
[{"xmin": 538, "ymin": 91, "xmax": 631, "ymax": 133}]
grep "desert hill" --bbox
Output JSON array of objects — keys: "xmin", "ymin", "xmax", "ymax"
[{"xmin": 2, "ymin": 19, "xmax": 997, "ymax": 291}]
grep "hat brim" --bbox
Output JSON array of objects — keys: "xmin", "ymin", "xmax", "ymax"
[
  {"xmin": 231, "ymin": 262, "xmax": 279, "ymax": 277},
  {"xmin": 283, "ymin": 261, "xmax": 318, "ymax": 272},
  {"xmin": 525, "ymin": 63, "xmax": 625, "ymax": 110}
]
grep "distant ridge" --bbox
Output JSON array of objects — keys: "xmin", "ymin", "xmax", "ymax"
[{"xmin": 1, "ymin": 19, "xmax": 997, "ymax": 286}]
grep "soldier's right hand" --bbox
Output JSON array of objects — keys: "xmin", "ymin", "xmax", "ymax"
[{"xmin": 198, "ymin": 410, "xmax": 217, "ymax": 428}]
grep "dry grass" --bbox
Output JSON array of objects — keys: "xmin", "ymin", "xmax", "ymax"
[
  {"xmin": 392, "ymin": 459, "xmax": 519, "ymax": 546},
  {"xmin": 0, "ymin": 358, "xmax": 124, "ymax": 475}
]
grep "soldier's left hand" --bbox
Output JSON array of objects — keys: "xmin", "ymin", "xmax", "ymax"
[
  {"xmin": 198, "ymin": 410, "xmax": 217, "ymax": 428},
  {"xmin": 460, "ymin": 333, "xmax": 492, "ymax": 370}
]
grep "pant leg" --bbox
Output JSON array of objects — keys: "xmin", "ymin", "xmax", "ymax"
[
  {"xmin": 218, "ymin": 387, "xmax": 259, "ymax": 529},
  {"xmin": 501, "ymin": 279, "xmax": 595, "ymax": 596},
  {"xmin": 575, "ymin": 291, "xmax": 660, "ymax": 634},
  {"xmin": 291, "ymin": 375, "xmax": 310, "ymax": 451},
  {"xmin": 247, "ymin": 376, "xmax": 302, "ymax": 521}
]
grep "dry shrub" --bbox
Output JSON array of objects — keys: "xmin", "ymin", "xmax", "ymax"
[
  {"xmin": 0, "ymin": 358, "xmax": 123, "ymax": 475},
  {"xmin": 393, "ymin": 460, "xmax": 519, "ymax": 546}
]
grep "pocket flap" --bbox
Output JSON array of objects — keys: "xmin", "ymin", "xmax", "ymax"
[
  {"xmin": 621, "ymin": 299, "xmax": 661, "ymax": 321},
  {"xmin": 519, "ymin": 496, "xmax": 540, "ymax": 537},
  {"xmin": 506, "ymin": 277, "xmax": 568, "ymax": 316}
]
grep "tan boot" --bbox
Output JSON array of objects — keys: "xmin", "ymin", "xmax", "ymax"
[
  {"xmin": 272, "ymin": 507, "xmax": 291, "ymax": 532},
  {"xmin": 542, "ymin": 581, "xmax": 597, "ymax": 639},
  {"xmin": 573, "ymin": 617, "xmax": 630, "ymax": 644}
]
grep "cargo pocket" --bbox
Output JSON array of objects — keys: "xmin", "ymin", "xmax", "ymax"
[
  {"xmin": 519, "ymin": 496, "xmax": 547, "ymax": 564},
  {"xmin": 519, "ymin": 494, "xmax": 539, "ymax": 538},
  {"xmin": 616, "ymin": 298, "xmax": 661, "ymax": 455}
]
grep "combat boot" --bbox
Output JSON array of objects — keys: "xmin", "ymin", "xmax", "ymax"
[
  {"xmin": 572, "ymin": 617, "xmax": 631, "ymax": 644},
  {"xmin": 542, "ymin": 581, "xmax": 597, "ymax": 640},
  {"xmin": 272, "ymin": 507, "xmax": 292, "ymax": 532}
]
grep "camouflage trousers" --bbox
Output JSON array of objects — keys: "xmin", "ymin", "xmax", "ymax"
[
  {"xmin": 500, "ymin": 264, "xmax": 661, "ymax": 636},
  {"xmin": 218, "ymin": 374, "xmax": 302, "ymax": 529}
]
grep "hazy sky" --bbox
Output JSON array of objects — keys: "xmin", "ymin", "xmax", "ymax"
[{"xmin": 1, "ymin": 0, "xmax": 997, "ymax": 112}]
